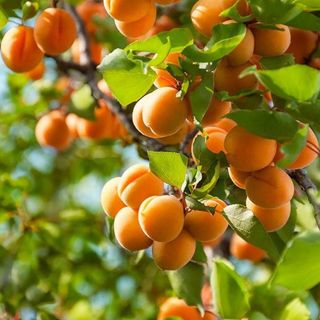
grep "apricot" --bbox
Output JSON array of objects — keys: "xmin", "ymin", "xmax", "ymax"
[
  {"xmin": 224, "ymin": 126, "xmax": 277, "ymax": 172},
  {"xmin": 35, "ymin": 110, "xmax": 71, "ymax": 150},
  {"xmin": 139, "ymin": 195, "xmax": 184, "ymax": 242},
  {"xmin": 1, "ymin": 26, "xmax": 44, "ymax": 73},
  {"xmin": 202, "ymin": 235, "xmax": 223, "ymax": 248},
  {"xmin": 202, "ymin": 311, "xmax": 217, "ymax": 320},
  {"xmin": 230, "ymin": 233, "xmax": 266, "ymax": 262},
  {"xmin": 115, "ymin": 4, "xmax": 156, "ymax": 38},
  {"xmin": 104, "ymin": 0, "xmax": 153, "ymax": 22},
  {"xmin": 148, "ymin": 15, "xmax": 177, "ymax": 36},
  {"xmin": 214, "ymin": 61, "xmax": 258, "ymax": 95},
  {"xmin": 155, "ymin": 0, "xmax": 180, "ymax": 4},
  {"xmin": 65, "ymin": 113, "xmax": 80, "ymax": 138},
  {"xmin": 100, "ymin": 177, "xmax": 126, "ymax": 218},
  {"xmin": 156, "ymin": 121, "xmax": 189, "ymax": 145},
  {"xmin": 152, "ymin": 230, "xmax": 196, "ymax": 270},
  {"xmin": 184, "ymin": 198, "xmax": 228, "ymax": 242},
  {"xmin": 245, "ymin": 166, "xmax": 294, "ymax": 208},
  {"xmin": 71, "ymin": 38, "xmax": 103, "ymax": 65},
  {"xmin": 25, "ymin": 61, "xmax": 45, "ymax": 81},
  {"xmin": 228, "ymin": 166, "xmax": 251, "ymax": 189},
  {"xmin": 34, "ymin": 8, "xmax": 77, "ymax": 56},
  {"xmin": 114, "ymin": 207, "xmax": 153, "ymax": 251},
  {"xmin": 158, "ymin": 297, "xmax": 202, "ymax": 320},
  {"xmin": 214, "ymin": 118, "xmax": 237, "ymax": 133},
  {"xmin": 246, "ymin": 198, "xmax": 291, "ymax": 232},
  {"xmin": 202, "ymin": 97, "xmax": 232, "ymax": 127},
  {"xmin": 253, "ymin": 24, "xmax": 291, "ymax": 57},
  {"xmin": 118, "ymin": 164, "xmax": 164, "ymax": 209}
]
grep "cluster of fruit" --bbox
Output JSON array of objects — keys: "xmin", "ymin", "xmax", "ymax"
[{"xmin": 103, "ymin": 0, "xmax": 179, "ymax": 39}]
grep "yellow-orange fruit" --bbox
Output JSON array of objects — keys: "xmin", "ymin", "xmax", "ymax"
[
  {"xmin": 230, "ymin": 233, "xmax": 266, "ymax": 262},
  {"xmin": 214, "ymin": 61, "xmax": 258, "ymax": 95},
  {"xmin": 215, "ymin": 118, "xmax": 237, "ymax": 133},
  {"xmin": 65, "ymin": 113, "xmax": 80, "ymax": 138},
  {"xmin": 201, "ymin": 283, "xmax": 213, "ymax": 309},
  {"xmin": 100, "ymin": 177, "xmax": 126, "ymax": 218},
  {"xmin": 139, "ymin": 87, "xmax": 188, "ymax": 137},
  {"xmin": 1, "ymin": 26, "xmax": 44, "ymax": 73},
  {"xmin": 139, "ymin": 195, "xmax": 184, "ymax": 242},
  {"xmin": 25, "ymin": 61, "xmax": 45, "ymax": 81},
  {"xmin": 156, "ymin": 121, "xmax": 189, "ymax": 145},
  {"xmin": 35, "ymin": 110, "xmax": 71, "ymax": 150},
  {"xmin": 286, "ymin": 28, "xmax": 318, "ymax": 63},
  {"xmin": 202, "ymin": 235, "xmax": 223, "ymax": 248},
  {"xmin": 228, "ymin": 166, "xmax": 251, "ymax": 189},
  {"xmin": 157, "ymin": 298, "xmax": 202, "ymax": 320},
  {"xmin": 71, "ymin": 38, "xmax": 103, "ymax": 65},
  {"xmin": 104, "ymin": 0, "xmax": 153, "ymax": 22},
  {"xmin": 115, "ymin": 5, "xmax": 156, "ymax": 38},
  {"xmin": 205, "ymin": 126, "xmax": 228, "ymax": 154},
  {"xmin": 246, "ymin": 198, "xmax": 291, "ymax": 232},
  {"xmin": 224, "ymin": 126, "xmax": 277, "ymax": 172},
  {"xmin": 76, "ymin": 1, "xmax": 107, "ymax": 33},
  {"xmin": 118, "ymin": 164, "xmax": 164, "ymax": 209},
  {"xmin": 245, "ymin": 166, "xmax": 294, "ymax": 208},
  {"xmin": 184, "ymin": 198, "xmax": 228, "ymax": 242},
  {"xmin": 155, "ymin": 0, "xmax": 180, "ymax": 4},
  {"xmin": 148, "ymin": 15, "xmax": 177, "ymax": 36},
  {"xmin": 253, "ymin": 24, "xmax": 291, "ymax": 57},
  {"xmin": 202, "ymin": 311, "xmax": 217, "ymax": 320},
  {"xmin": 34, "ymin": 8, "xmax": 77, "ymax": 56},
  {"xmin": 202, "ymin": 97, "xmax": 232, "ymax": 127},
  {"xmin": 114, "ymin": 207, "xmax": 153, "ymax": 251},
  {"xmin": 153, "ymin": 230, "xmax": 196, "ymax": 270}
]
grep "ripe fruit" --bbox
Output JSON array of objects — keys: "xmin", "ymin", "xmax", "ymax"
[
  {"xmin": 1, "ymin": 26, "xmax": 44, "ymax": 73},
  {"xmin": 35, "ymin": 110, "xmax": 71, "ymax": 151},
  {"xmin": 230, "ymin": 233, "xmax": 266, "ymax": 262},
  {"xmin": 246, "ymin": 198, "xmax": 291, "ymax": 232},
  {"xmin": 228, "ymin": 166, "xmax": 251, "ymax": 189},
  {"xmin": 104, "ymin": 0, "xmax": 153, "ymax": 22},
  {"xmin": 155, "ymin": 0, "xmax": 180, "ymax": 4},
  {"xmin": 114, "ymin": 207, "xmax": 153, "ymax": 251},
  {"xmin": 245, "ymin": 166, "xmax": 294, "ymax": 208},
  {"xmin": 253, "ymin": 24, "xmax": 291, "ymax": 57},
  {"xmin": 25, "ymin": 61, "xmax": 45, "ymax": 81},
  {"xmin": 34, "ymin": 8, "xmax": 77, "ymax": 56},
  {"xmin": 118, "ymin": 164, "xmax": 164, "ymax": 209},
  {"xmin": 71, "ymin": 39, "xmax": 103, "ymax": 65},
  {"xmin": 202, "ymin": 97, "xmax": 232, "ymax": 127},
  {"xmin": 148, "ymin": 15, "xmax": 177, "ymax": 36},
  {"xmin": 204, "ymin": 126, "xmax": 228, "ymax": 154},
  {"xmin": 184, "ymin": 198, "xmax": 228, "ymax": 242},
  {"xmin": 224, "ymin": 126, "xmax": 277, "ymax": 172},
  {"xmin": 139, "ymin": 195, "xmax": 184, "ymax": 242},
  {"xmin": 157, "ymin": 297, "xmax": 202, "ymax": 320},
  {"xmin": 202, "ymin": 311, "xmax": 216, "ymax": 320},
  {"xmin": 65, "ymin": 113, "xmax": 80, "ymax": 138},
  {"xmin": 214, "ymin": 118, "xmax": 237, "ymax": 132},
  {"xmin": 100, "ymin": 177, "xmax": 126, "ymax": 218},
  {"xmin": 156, "ymin": 121, "xmax": 189, "ymax": 145},
  {"xmin": 153, "ymin": 230, "xmax": 196, "ymax": 270}
]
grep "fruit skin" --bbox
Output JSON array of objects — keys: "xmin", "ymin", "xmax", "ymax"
[
  {"xmin": 35, "ymin": 110, "xmax": 72, "ymax": 151},
  {"xmin": 157, "ymin": 297, "xmax": 202, "ymax": 320},
  {"xmin": 253, "ymin": 24, "xmax": 291, "ymax": 57},
  {"xmin": 184, "ymin": 198, "xmax": 228, "ymax": 242},
  {"xmin": 118, "ymin": 164, "xmax": 164, "ymax": 209},
  {"xmin": 139, "ymin": 195, "xmax": 184, "ymax": 242},
  {"xmin": 114, "ymin": 207, "xmax": 153, "ymax": 251},
  {"xmin": 71, "ymin": 38, "xmax": 103, "ymax": 65},
  {"xmin": 224, "ymin": 126, "xmax": 277, "ymax": 172},
  {"xmin": 246, "ymin": 198, "xmax": 291, "ymax": 232},
  {"xmin": 214, "ymin": 118, "xmax": 237, "ymax": 133},
  {"xmin": 155, "ymin": 0, "xmax": 180, "ymax": 4},
  {"xmin": 202, "ymin": 311, "xmax": 217, "ymax": 320},
  {"xmin": 156, "ymin": 121, "xmax": 189, "ymax": 145},
  {"xmin": 230, "ymin": 233, "xmax": 266, "ymax": 262},
  {"xmin": 147, "ymin": 15, "xmax": 177, "ymax": 37},
  {"xmin": 228, "ymin": 166, "xmax": 251, "ymax": 189},
  {"xmin": 204, "ymin": 126, "xmax": 228, "ymax": 154},
  {"xmin": 34, "ymin": 8, "xmax": 77, "ymax": 56},
  {"xmin": 104, "ymin": 0, "xmax": 153, "ymax": 22},
  {"xmin": 153, "ymin": 230, "xmax": 196, "ymax": 270},
  {"xmin": 25, "ymin": 61, "xmax": 45, "ymax": 81},
  {"xmin": 100, "ymin": 177, "xmax": 126, "ymax": 218},
  {"xmin": 1, "ymin": 26, "xmax": 44, "ymax": 73},
  {"xmin": 214, "ymin": 61, "xmax": 258, "ymax": 95},
  {"xmin": 202, "ymin": 97, "xmax": 232, "ymax": 127},
  {"xmin": 245, "ymin": 166, "xmax": 294, "ymax": 209}
]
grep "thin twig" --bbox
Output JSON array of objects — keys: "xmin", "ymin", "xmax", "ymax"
[{"xmin": 180, "ymin": 127, "xmax": 199, "ymax": 156}]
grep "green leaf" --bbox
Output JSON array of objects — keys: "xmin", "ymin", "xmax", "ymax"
[
  {"xmin": 259, "ymin": 54, "xmax": 295, "ymax": 70},
  {"xmin": 220, "ymin": 0, "xmax": 254, "ymax": 22},
  {"xmin": 277, "ymin": 125, "xmax": 309, "ymax": 168},
  {"xmin": 296, "ymin": 0, "xmax": 320, "ymax": 9},
  {"xmin": 70, "ymin": 85, "xmax": 95, "ymax": 120},
  {"xmin": 287, "ymin": 11, "xmax": 320, "ymax": 31},
  {"xmin": 211, "ymin": 259, "xmax": 250, "ymax": 319},
  {"xmin": 279, "ymin": 298, "xmax": 311, "ymax": 320},
  {"xmin": 192, "ymin": 242, "xmax": 207, "ymax": 264},
  {"xmin": 271, "ymin": 231, "xmax": 320, "ymax": 291},
  {"xmin": 0, "ymin": 6, "xmax": 7, "ymax": 29},
  {"xmin": 192, "ymin": 135, "xmax": 217, "ymax": 171},
  {"xmin": 256, "ymin": 65, "xmax": 320, "ymax": 102},
  {"xmin": 148, "ymin": 151, "xmax": 188, "ymax": 188},
  {"xmin": 250, "ymin": 312, "xmax": 271, "ymax": 320},
  {"xmin": 226, "ymin": 110, "xmax": 299, "ymax": 143},
  {"xmin": 183, "ymin": 23, "xmax": 246, "ymax": 62},
  {"xmin": 168, "ymin": 262, "xmax": 205, "ymax": 307},
  {"xmin": 98, "ymin": 49, "xmax": 156, "ymax": 106},
  {"xmin": 185, "ymin": 196, "xmax": 216, "ymax": 214},
  {"xmin": 223, "ymin": 205, "xmax": 281, "ymax": 261}
]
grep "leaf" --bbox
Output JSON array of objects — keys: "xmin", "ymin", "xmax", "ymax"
[
  {"xmin": 183, "ymin": 23, "xmax": 246, "ymax": 62},
  {"xmin": 0, "ymin": 6, "xmax": 7, "ymax": 29},
  {"xmin": 256, "ymin": 65, "xmax": 320, "ymax": 102},
  {"xmin": 226, "ymin": 110, "xmax": 299, "ymax": 143},
  {"xmin": 148, "ymin": 151, "xmax": 188, "ymax": 188},
  {"xmin": 70, "ymin": 85, "xmax": 95, "ymax": 120},
  {"xmin": 259, "ymin": 54, "xmax": 295, "ymax": 70},
  {"xmin": 296, "ymin": 0, "xmax": 320, "ymax": 10},
  {"xmin": 98, "ymin": 49, "xmax": 156, "ymax": 106},
  {"xmin": 271, "ymin": 231, "xmax": 320, "ymax": 291},
  {"xmin": 287, "ymin": 11, "xmax": 320, "ymax": 31},
  {"xmin": 220, "ymin": 0, "xmax": 254, "ymax": 22},
  {"xmin": 185, "ymin": 196, "xmax": 216, "ymax": 214},
  {"xmin": 192, "ymin": 135, "xmax": 217, "ymax": 171},
  {"xmin": 192, "ymin": 242, "xmax": 207, "ymax": 264},
  {"xmin": 168, "ymin": 262, "xmax": 205, "ymax": 307},
  {"xmin": 211, "ymin": 259, "xmax": 250, "ymax": 319},
  {"xmin": 279, "ymin": 298, "xmax": 311, "ymax": 320},
  {"xmin": 223, "ymin": 205, "xmax": 281, "ymax": 261}
]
